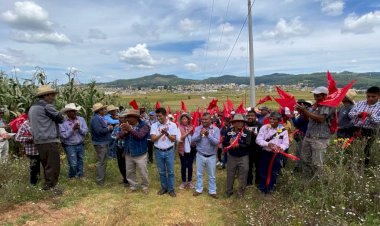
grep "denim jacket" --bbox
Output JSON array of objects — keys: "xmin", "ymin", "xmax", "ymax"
[{"xmin": 122, "ymin": 120, "xmax": 150, "ymax": 157}]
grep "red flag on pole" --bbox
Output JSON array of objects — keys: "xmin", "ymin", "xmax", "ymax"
[
  {"xmin": 155, "ymin": 101, "xmax": 161, "ymax": 110},
  {"xmin": 192, "ymin": 108, "xmax": 200, "ymax": 129},
  {"xmin": 273, "ymin": 96, "xmax": 297, "ymax": 112},
  {"xmin": 129, "ymin": 100, "xmax": 139, "ymax": 110},
  {"xmin": 256, "ymin": 95, "xmax": 272, "ymax": 106},
  {"xmin": 227, "ymin": 98, "xmax": 234, "ymax": 111},
  {"xmin": 181, "ymin": 100, "xmax": 187, "ymax": 112},
  {"xmin": 327, "ymin": 71, "xmax": 338, "ymax": 95},
  {"xmin": 276, "ymin": 86, "xmax": 294, "ymax": 99},
  {"xmin": 319, "ymin": 80, "xmax": 356, "ymax": 107},
  {"xmin": 207, "ymin": 99, "xmax": 219, "ymax": 114},
  {"xmin": 235, "ymin": 100, "xmax": 246, "ymax": 114}
]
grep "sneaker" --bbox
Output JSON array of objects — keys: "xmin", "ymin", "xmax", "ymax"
[
  {"xmin": 179, "ymin": 182, "xmax": 186, "ymax": 190},
  {"xmin": 157, "ymin": 189, "xmax": 167, "ymax": 195},
  {"xmin": 216, "ymin": 161, "xmax": 221, "ymax": 166},
  {"xmin": 193, "ymin": 191, "xmax": 202, "ymax": 197},
  {"xmin": 169, "ymin": 191, "xmax": 176, "ymax": 197},
  {"xmin": 187, "ymin": 182, "xmax": 195, "ymax": 189}
]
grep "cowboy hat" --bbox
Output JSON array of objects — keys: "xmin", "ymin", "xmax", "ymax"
[
  {"xmin": 126, "ymin": 109, "xmax": 140, "ymax": 118},
  {"xmin": 92, "ymin": 103, "xmax": 107, "ymax": 112},
  {"xmin": 61, "ymin": 103, "xmax": 81, "ymax": 113},
  {"xmin": 230, "ymin": 114, "xmax": 246, "ymax": 123},
  {"xmin": 297, "ymin": 99, "xmax": 312, "ymax": 107},
  {"xmin": 36, "ymin": 85, "xmax": 58, "ymax": 97},
  {"xmin": 345, "ymin": 89, "xmax": 357, "ymax": 104},
  {"xmin": 106, "ymin": 105, "xmax": 118, "ymax": 112}
]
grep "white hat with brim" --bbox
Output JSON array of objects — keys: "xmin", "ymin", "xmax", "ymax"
[
  {"xmin": 126, "ymin": 109, "xmax": 140, "ymax": 118},
  {"xmin": 36, "ymin": 85, "xmax": 58, "ymax": 97},
  {"xmin": 311, "ymin": 86, "xmax": 328, "ymax": 95},
  {"xmin": 61, "ymin": 103, "xmax": 81, "ymax": 113},
  {"xmin": 230, "ymin": 114, "xmax": 247, "ymax": 123},
  {"xmin": 345, "ymin": 89, "xmax": 357, "ymax": 104},
  {"xmin": 106, "ymin": 105, "xmax": 118, "ymax": 112},
  {"xmin": 92, "ymin": 103, "xmax": 107, "ymax": 112}
]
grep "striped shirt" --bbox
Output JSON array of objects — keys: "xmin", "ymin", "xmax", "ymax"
[
  {"xmin": 349, "ymin": 100, "xmax": 380, "ymax": 129},
  {"xmin": 15, "ymin": 120, "xmax": 38, "ymax": 156},
  {"xmin": 305, "ymin": 105, "xmax": 336, "ymax": 139}
]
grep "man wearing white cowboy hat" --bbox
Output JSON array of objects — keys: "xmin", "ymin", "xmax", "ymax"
[
  {"xmin": 28, "ymin": 85, "xmax": 64, "ymax": 193},
  {"xmin": 90, "ymin": 103, "xmax": 114, "ymax": 185},
  {"xmin": 105, "ymin": 105, "xmax": 119, "ymax": 126},
  {"xmin": 59, "ymin": 103, "xmax": 88, "ymax": 179},
  {"xmin": 222, "ymin": 114, "xmax": 251, "ymax": 198},
  {"xmin": 337, "ymin": 89, "xmax": 357, "ymax": 138},
  {"xmin": 120, "ymin": 109, "xmax": 150, "ymax": 194}
]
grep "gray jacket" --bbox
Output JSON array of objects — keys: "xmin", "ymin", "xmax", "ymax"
[{"xmin": 29, "ymin": 99, "xmax": 64, "ymax": 144}]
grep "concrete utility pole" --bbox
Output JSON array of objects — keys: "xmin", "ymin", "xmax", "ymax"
[{"xmin": 248, "ymin": 0, "xmax": 255, "ymax": 107}]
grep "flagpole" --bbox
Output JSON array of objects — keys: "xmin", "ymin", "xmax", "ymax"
[{"xmin": 248, "ymin": 0, "xmax": 255, "ymax": 107}]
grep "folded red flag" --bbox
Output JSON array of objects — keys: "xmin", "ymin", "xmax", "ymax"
[
  {"xmin": 235, "ymin": 100, "xmax": 246, "ymax": 114},
  {"xmin": 276, "ymin": 86, "xmax": 294, "ymax": 99},
  {"xmin": 129, "ymin": 100, "xmax": 139, "ymax": 110},
  {"xmin": 273, "ymin": 96, "xmax": 297, "ymax": 112},
  {"xmin": 227, "ymin": 98, "xmax": 234, "ymax": 111},
  {"xmin": 327, "ymin": 71, "xmax": 338, "ymax": 95},
  {"xmin": 256, "ymin": 95, "xmax": 272, "ymax": 106},
  {"xmin": 319, "ymin": 80, "xmax": 356, "ymax": 107}
]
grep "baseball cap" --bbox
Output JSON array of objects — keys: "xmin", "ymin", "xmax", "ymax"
[{"xmin": 311, "ymin": 86, "xmax": 328, "ymax": 95}]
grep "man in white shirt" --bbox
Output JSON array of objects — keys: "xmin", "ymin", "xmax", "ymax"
[{"xmin": 150, "ymin": 108, "xmax": 178, "ymax": 197}]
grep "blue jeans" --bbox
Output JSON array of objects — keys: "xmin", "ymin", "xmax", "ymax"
[
  {"xmin": 195, "ymin": 153, "xmax": 217, "ymax": 194},
  {"xmin": 155, "ymin": 148, "xmax": 175, "ymax": 192},
  {"xmin": 64, "ymin": 144, "xmax": 85, "ymax": 178},
  {"xmin": 258, "ymin": 151, "xmax": 282, "ymax": 193}
]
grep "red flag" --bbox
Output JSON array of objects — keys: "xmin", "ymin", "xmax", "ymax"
[
  {"xmin": 327, "ymin": 71, "xmax": 338, "ymax": 95},
  {"xmin": 273, "ymin": 96, "xmax": 297, "ymax": 112},
  {"xmin": 276, "ymin": 86, "xmax": 294, "ymax": 99},
  {"xmin": 166, "ymin": 105, "xmax": 171, "ymax": 114},
  {"xmin": 192, "ymin": 108, "xmax": 200, "ymax": 129},
  {"xmin": 129, "ymin": 100, "xmax": 139, "ymax": 110},
  {"xmin": 319, "ymin": 80, "xmax": 356, "ymax": 107},
  {"xmin": 155, "ymin": 101, "xmax": 161, "ymax": 110},
  {"xmin": 9, "ymin": 113, "xmax": 28, "ymax": 133},
  {"xmin": 256, "ymin": 95, "xmax": 272, "ymax": 106},
  {"xmin": 227, "ymin": 98, "xmax": 234, "ymax": 111},
  {"xmin": 181, "ymin": 100, "xmax": 187, "ymax": 112},
  {"xmin": 207, "ymin": 99, "xmax": 218, "ymax": 110},
  {"xmin": 235, "ymin": 100, "xmax": 246, "ymax": 114},
  {"xmin": 174, "ymin": 111, "xmax": 180, "ymax": 125}
]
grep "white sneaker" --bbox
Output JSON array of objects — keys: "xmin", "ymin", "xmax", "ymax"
[{"xmin": 179, "ymin": 182, "xmax": 186, "ymax": 190}]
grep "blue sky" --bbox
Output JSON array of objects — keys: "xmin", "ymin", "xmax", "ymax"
[{"xmin": 0, "ymin": 0, "xmax": 380, "ymax": 83}]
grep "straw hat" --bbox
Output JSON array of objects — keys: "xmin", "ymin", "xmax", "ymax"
[
  {"xmin": 92, "ymin": 103, "xmax": 107, "ymax": 112},
  {"xmin": 36, "ymin": 85, "xmax": 57, "ymax": 97},
  {"xmin": 180, "ymin": 113, "xmax": 191, "ymax": 121},
  {"xmin": 345, "ymin": 89, "xmax": 357, "ymax": 104},
  {"xmin": 61, "ymin": 103, "xmax": 81, "ymax": 113},
  {"xmin": 126, "ymin": 109, "xmax": 140, "ymax": 118},
  {"xmin": 106, "ymin": 105, "xmax": 118, "ymax": 112},
  {"xmin": 230, "ymin": 114, "xmax": 246, "ymax": 123}
]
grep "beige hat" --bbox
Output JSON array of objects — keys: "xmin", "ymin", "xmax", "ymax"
[
  {"xmin": 345, "ymin": 89, "xmax": 357, "ymax": 103},
  {"xmin": 126, "ymin": 109, "xmax": 140, "ymax": 118},
  {"xmin": 230, "ymin": 114, "xmax": 247, "ymax": 123},
  {"xmin": 61, "ymin": 103, "xmax": 81, "ymax": 113},
  {"xmin": 92, "ymin": 103, "xmax": 107, "ymax": 112},
  {"xmin": 106, "ymin": 105, "xmax": 118, "ymax": 112},
  {"xmin": 36, "ymin": 85, "xmax": 57, "ymax": 97}
]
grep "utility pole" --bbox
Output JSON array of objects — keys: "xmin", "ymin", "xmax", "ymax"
[{"xmin": 248, "ymin": 0, "xmax": 255, "ymax": 107}]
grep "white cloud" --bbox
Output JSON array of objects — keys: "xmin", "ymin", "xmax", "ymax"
[
  {"xmin": 179, "ymin": 18, "xmax": 198, "ymax": 32},
  {"xmin": 262, "ymin": 17, "xmax": 308, "ymax": 40},
  {"xmin": 184, "ymin": 63, "xmax": 200, "ymax": 72},
  {"xmin": 342, "ymin": 11, "xmax": 380, "ymax": 34},
  {"xmin": 118, "ymin": 43, "xmax": 156, "ymax": 68},
  {"xmin": 88, "ymin": 28, "xmax": 107, "ymax": 40},
  {"xmin": 0, "ymin": 48, "xmax": 33, "ymax": 66},
  {"xmin": 321, "ymin": 0, "xmax": 344, "ymax": 16},
  {"xmin": 67, "ymin": 67, "xmax": 80, "ymax": 73},
  {"xmin": 1, "ymin": 1, "xmax": 53, "ymax": 31},
  {"xmin": 10, "ymin": 31, "xmax": 71, "ymax": 45},
  {"xmin": 10, "ymin": 67, "xmax": 21, "ymax": 74},
  {"xmin": 219, "ymin": 22, "xmax": 234, "ymax": 33}
]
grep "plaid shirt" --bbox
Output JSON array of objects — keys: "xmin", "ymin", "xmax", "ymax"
[
  {"xmin": 15, "ymin": 120, "xmax": 38, "ymax": 155},
  {"xmin": 111, "ymin": 125, "xmax": 125, "ymax": 148},
  {"xmin": 349, "ymin": 100, "xmax": 380, "ymax": 129}
]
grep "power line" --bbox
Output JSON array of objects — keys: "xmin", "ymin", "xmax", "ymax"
[
  {"xmin": 203, "ymin": 0, "xmax": 215, "ymax": 59},
  {"xmin": 216, "ymin": 0, "xmax": 232, "ymax": 59}
]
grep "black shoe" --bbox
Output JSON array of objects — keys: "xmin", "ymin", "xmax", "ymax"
[
  {"xmin": 237, "ymin": 191, "xmax": 244, "ymax": 199},
  {"xmin": 225, "ymin": 192, "xmax": 233, "ymax": 198},
  {"xmin": 169, "ymin": 191, "xmax": 176, "ymax": 197},
  {"xmin": 209, "ymin": 193, "xmax": 218, "ymax": 199},
  {"xmin": 193, "ymin": 191, "xmax": 202, "ymax": 197},
  {"xmin": 157, "ymin": 189, "xmax": 168, "ymax": 195}
]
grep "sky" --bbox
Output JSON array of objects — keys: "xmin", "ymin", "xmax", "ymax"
[{"xmin": 0, "ymin": 0, "xmax": 380, "ymax": 83}]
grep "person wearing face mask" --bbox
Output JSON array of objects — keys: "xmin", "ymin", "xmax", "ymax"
[
  {"xmin": 245, "ymin": 110, "xmax": 262, "ymax": 187},
  {"xmin": 256, "ymin": 112, "xmax": 289, "ymax": 194}
]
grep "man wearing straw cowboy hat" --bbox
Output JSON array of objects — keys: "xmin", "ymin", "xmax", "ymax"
[
  {"xmin": 29, "ymin": 85, "xmax": 64, "ymax": 193},
  {"xmin": 90, "ymin": 103, "xmax": 113, "ymax": 185},
  {"xmin": 337, "ymin": 89, "xmax": 357, "ymax": 139},
  {"xmin": 59, "ymin": 103, "xmax": 88, "ymax": 179},
  {"xmin": 222, "ymin": 114, "xmax": 251, "ymax": 198}
]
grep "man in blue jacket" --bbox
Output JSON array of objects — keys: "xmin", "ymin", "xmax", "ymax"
[
  {"xmin": 90, "ymin": 103, "xmax": 113, "ymax": 185},
  {"xmin": 120, "ymin": 109, "xmax": 150, "ymax": 194}
]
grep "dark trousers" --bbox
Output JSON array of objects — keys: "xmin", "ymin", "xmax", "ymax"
[
  {"xmin": 147, "ymin": 140, "xmax": 154, "ymax": 163},
  {"xmin": 27, "ymin": 155, "xmax": 40, "ymax": 185},
  {"xmin": 247, "ymin": 148, "xmax": 263, "ymax": 185},
  {"xmin": 337, "ymin": 127, "xmax": 355, "ymax": 139},
  {"xmin": 227, "ymin": 154, "xmax": 249, "ymax": 194},
  {"xmin": 217, "ymin": 148, "xmax": 222, "ymax": 162},
  {"xmin": 354, "ymin": 127, "xmax": 378, "ymax": 166},
  {"xmin": 179, "ymin": 152, "xmax": 195, "ymax": 182},
  {"xmin": 116, "ymin": 146, "xmax": 127, "ymax": 183},
  {"xmin": 36, "ymin": 143, "xmax": 60, "ymax": 189},
  {"xmin": 258, "ymin": 151, "xmax": 283, "ymax": 194}
]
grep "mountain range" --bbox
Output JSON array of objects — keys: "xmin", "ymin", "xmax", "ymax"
[{"xmin": 101, "ymin": 71, "xmax": 380, "ymax": 89}]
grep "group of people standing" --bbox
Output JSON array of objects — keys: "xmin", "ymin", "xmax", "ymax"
[{"xmin": 0, "ymin": 84, "xmax": 379, "ymax": 198}]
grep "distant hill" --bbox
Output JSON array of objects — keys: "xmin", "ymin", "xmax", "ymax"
[{"xmin": 101, "ymin": 72, "xmax": 380, "ymax": 89}]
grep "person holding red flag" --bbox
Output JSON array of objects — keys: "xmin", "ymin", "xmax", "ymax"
[
  {"xmin": 222, "ymin": 114, "xmax": 251, "ymax": 198},
  {"xmin": 295, "ymin": 87, "xmax": 336, "ymax": 178},
  {"xmin": 349, "ymin": 86, "xmax": 380, "ymax": 166}
]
